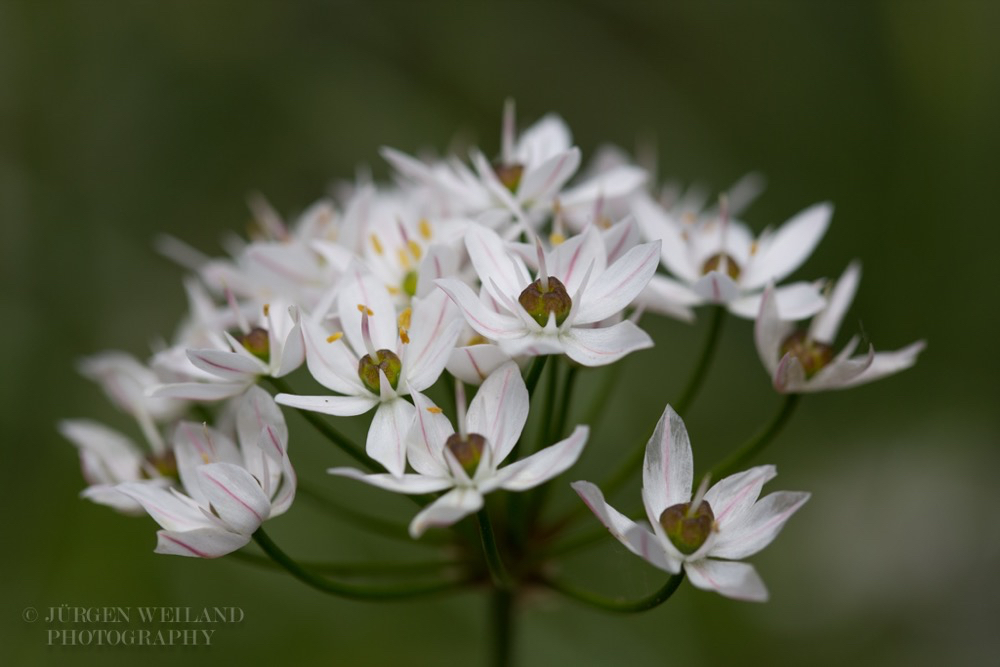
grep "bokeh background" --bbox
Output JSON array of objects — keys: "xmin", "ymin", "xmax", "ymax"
[{"xmin": 3, "ymin": 1, "xmax": 998, "ymax": 665}]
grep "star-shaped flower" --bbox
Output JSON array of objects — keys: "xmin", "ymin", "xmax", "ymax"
[
  {"xmin": 330, "ymin": 362, "xmax": 589, "ymax": 537},
  {"xmin": 573, "ymin": 405, "xmax": 809, "ymax": 602},
  {"xmin": 755, "ymin": 262, "xmax": 926, "ymax": 392},
  {"xmin": 436, "ymin": 224, "xmax": 659, "ymax": 366}
]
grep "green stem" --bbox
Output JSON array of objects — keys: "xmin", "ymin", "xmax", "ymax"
[
  {"xmin": 579, "ymin": 363, "xmax": 620, "ymax": 432},
  {"xmin": 706, "ymin": 394, "xmax": 801, "ymax": 481},
  {"xmin": 524, "ymin": 363, "xmax": 579, "ymax": 525},
  {"xmin": 265, "ymin": 376, "xmax": 372, "ymax": 471},
  {"xmin": 229, "ymin": 549, "xmax": 460, "ymax": 577},
  {"xmin": 542, "ymin": 572, "xmax": 685, "ymax": 613},
  {"xmin": 491, "ymin": 589, "xmax": 514, "ymax": 667},
  {"xmin": 673, "ymin": 305, "xmax": 726, "ymax": 415},
  {"xmin": 251, "ymin": 528, "xmax": 467, "ymax": 600},
  {"xmin": 477, "ymin": 509, "xmax": 514, "ymax": 590},
  {"xmin": 522, "ymin": 355, "xmax": 548, "ymax": 397}
]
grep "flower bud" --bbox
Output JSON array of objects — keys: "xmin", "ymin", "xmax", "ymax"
[
  {"xmin": 239, "ymin": 327, "xmax": 270, "ymax": 363},
  {"xmin": 659, "ymin": 500, "xmax": 715, "ymax": 555},
  {"xmin": 493, "ymin": 162, "xmax": 524, "ymax": 193},
  {"xmin": 701, "ymin": 253, "xmax": 741, "ymax": 281},
  {"xmin": 445, "ymin": 432, "xmax": 486, "ymax": 476},
  {"xmin": 779, "ymin": 331, "xmax": 834, "ymax": 378},
  {"xmin": 358, "ymin": 349, "xmax": 402, "ymax": 394},
  {"xmin": 518, "ymin": 276, "xmax": 572, "ymax": 327}
]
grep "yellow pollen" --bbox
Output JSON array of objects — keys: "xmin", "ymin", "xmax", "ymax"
[
  {"xmin": 399, "ymin": 328, "xmax": 410, "ymax": 344},
  {"xmin": 263, "ymin": 303, "xmax": 270, "ymax": 317},
  {"xmin": 598, "ymin": 216, "xmax": 612, "ymax": 229},
  {"xmin": 750, "ymin": 240, "xmax": 759, "ymax": 256},
  {"xmin": 549, "ymin": 232, "xmax": 566, "ymax": 246},
  {"xmin": 326, "ymin": 332, "xmax": 344, "ymax": 343},
  {"xmin": 426, "ymin": 406, "xmax": 443, "ymax": 414},
  {"xmin": 397, "ymin": 248, "xmax": 411, "ymax": 269},
  {"xmin": 201, "ymin": 453, "xmax": 212, "ymax": 464},
  {"xmin": 370, "ymin": 234, "xmax": 384, "ymax": 255},
  {"xmin": 467, "ymin": 334, "xmax": 488, "ymax": 346},
  {"xmin": 408, "ymin": 240, "xmax": 422, "ymax": 259},
  {"xmin": 418, "ymin": 218, "xmax": 432, "ymax": 240},
  {"xmin": 357, "ymin": 304, "xmax": 374, "ymax": 316},
  {"xmin": 683, "ymin": 212, "xmax": 696, "ymax": 225},
  {"xmin": 386, "ymin": 285, "xmax": 401, "ymax": 295},
  {"xmin": 398, "ymin": 307, "xmax": 412, "ymax": 330}
]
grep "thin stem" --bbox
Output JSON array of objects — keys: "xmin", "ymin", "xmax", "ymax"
[
  {"xmin": 252, "ymin": 528, "xmax": 468, "ymax": 601},
  {"xmin": 297, "ymin": 483, "xmax": 448, "ymax": 546},
  {"xmin": 674, "ymin": 305, "xmax": 726, "ymax": 415},
  {"xmin": 477, "ymin": 509, "xmax": 514, "ymax": 590},
  {"xmin": 522, "ymin": 355, "xmax": 548, "ymax": 397},
  {"xmin": 491, "ymin": 589, "xmax": 514, "ymax": 667},
  {"xmin": 265, "ymin": 376, "xmax": 372, "ymax": 471},
  {"xmin": 542, "ymin": 572, "xmax": 685, "ymax": 613},
  {"xmin": 229, "ymin": 549, "xmax": 461, "ymax": 577},
  {"xmin": 535, "ymin": 357, "xmax": 560, "ymax": 453},
  {"xmin": 707, "ymin": 394, "xmax": 801, "ymax": 481},
  {"xmin": 524, "ymin": 363, "xmax": 579, "ymax": 525},
  {"xmin": 579, "ymin": 362, "xmax": 621, "ymax": 432}
]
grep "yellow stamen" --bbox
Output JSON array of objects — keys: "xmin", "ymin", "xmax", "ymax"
[
  {"xmin": 370, "ymin": 234, "xmax": 384, "ymax": 255},
  {"xmin": 398, "ymin": 307, "xmax": 412, "ymax": 330},
  {"xmin": 418, "ymin": 218, "xmax": 432, "ymax": 240},
  {"xmin": 750, "ymin": 240, "xmax": 759, "ymax": 256},
  {"xmin": 408, "ymin": 239, "xmax": 422, "ymax": 260},
  {"xmin": 326, "ymin": 332, "xmax": 344, "ymax": 343},
  {"xmin": 399, "ymin": 329, "xmax": 410, "ymax": 344},
  {"xmin": 386, "ymin": 285, "xmax": 401, "ymax": 295},
  {"xmin": 397, "ymin": 248, "xmax": 411, "ymax": 269},
  {"xmin": 549, "ymin": 231, "xmax": 566, "ymax": 246},
  {"xmin": 467, "ymin": 334, "xmax": 488, "ymax": 346},
  {"xmin": 263, "ymin": 303, "xmax": 270, "ymax": 317},
  {"xmin": 426, "ymin": 406, "xmax": 443, "ymax": 414},
  {"xmin": 357, "ymin": 304, "xmax": 374, "ymax": 316}
]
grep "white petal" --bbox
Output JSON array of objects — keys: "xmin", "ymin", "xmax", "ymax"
[
  {"xmin": 185, "ymin": 348, "xmax": 263, "ymax": 382},
  {"xmin": 403, "ymin": 289, "xmax": 463, "ymax": 391},
  {"xmin": 642, "ymin": 405, "xmax": 693, "ymax": 530},
  {"xmin": 415, "ymin": 244, "xmax": 460, "ymax": 298},
  {"xmin": 150, "ymin": 381, "xmax": 248, "ymax": 402},
  {"xmin": 407, "ymin": 390, "xmax": 453, "ymax": 477},
  {"xmin": 684, "ymin": 559, "xmax": 769, "ymax": 602},
  {"xmin": 275, "ymin": 393, "xmax": 378, "ymax": 416},
  {"xmin": 464, "ymin": 225, "xmax": 531, "ymax": 305},
  {"xmin": 367, "ymin": 398, "xmax": 416, "ymax": 477},
  {"xmin": 836, "ymin": 340, "xmax": 926, "ymax": 389},
  {"xmin": 155, "ymin": 527, "xmax": 250, "ymax": 559},
  {"xmin": 300, "ymin": 317, "xmax": 367, "ymax": 396},
  {"xmin": 196, "ymin": 463, "xmax": 271, "ymax": 534},
  {"xmin": 730, "ymin": 281, "xmax": 826, "ymax": 321},
  {"xmin": 237, "ymin": 386, "xmax": 288, "ymax": 458},
  {"xmin": 703, "ymin": 465, "xmax": 777, "ymax": 531},
  {"xmin": 446, "ymin": 344, "xmax": 513, "ymax": 385},
  {"xmin": 601, "ymin": 217, "xmax": 642, "ymax": 264},
  {"xmin": 328, "ymin": 466, "xmax": 453, "ymax": 494},
  {"xmin": 337, "ymin": 267, "xmax": 398, "ymax": 354},
  {"xmin": 436, "ymin": 278, "xmax": 525, "ymax": 340},
  {"xmin": 692, "ymin": 272, "xmax": 741, "ymax": 304},
  {"xmin": 622, "ymin": 524, "xmax": 682, "ymax": 573},
  {"xmin": 574, "ymin": 241, "xmax": 660, "ymax": 325},
  {"xmin": 559, "ymin": 165, "xmax": 647, "ymax": 209},
  {"xmin": 711, "ymin": 491, "xmax": 810, "ymax": 560},
  {"xmin": 741, "ymin": 202, "xmax": 832, "ymax": 289},
  {"xmin": 59, "ymin": 420, "xmax": 143, "ymax": 485},
  {"xmin": 753, "ymin": 285, "xmax": 795, "ymax": 375},
  {"xmin": 518, "ymin": 148, "xmax": 581, "ymax": 205},
  {"xmin": 561, "ymin": 320, "xmax": 653, "ymax": 367},
  {"xmin": 409, "ymin": 487, "xmax": 484, "ymax": 538},
  {"xmin": 491, "ymin": 425, "xmax": 588, "ymax": 492},
  {"xmin": 773, "ymin": 353, "xmax": 808, "ymax": 394},
  {"xmin": 273, "ymin": 306, "xmax": 305, "ymax": 377},
  {"xmin": 515, "ymin": 113, "xmax": 572, "ymax": 166},
  {"xmin": 636, "ymin": 275, "xmax": 699, "ymax": 322},
  {"xmin": 116, "ymin": 483, "xmax": 211, "ymax": 532},
  {"xmin": 466, "ymin": 361, "xmax": 529, "ymax": 464},
  {"xmin": 809, "ymin": 262, "xmax": 860, "ymax": 343},
  {"xmin": 631, "ymin": 194, "xmax": 699, "ymax": 282},
  {"xmin": 548, "ymin": 226, "xmax": 606, "ymax": 295},
  {"xmin": 806, "ymin": 346, "xmax": 876, "ymax": 391}
]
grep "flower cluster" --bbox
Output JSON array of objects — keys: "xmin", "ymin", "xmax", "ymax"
[{"xmin": 62, "ymin": 100, "xmax": 923, "ymax": 621}]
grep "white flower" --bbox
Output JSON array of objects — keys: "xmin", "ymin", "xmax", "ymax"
[
  {"xmin": 632, "ymin": 193, "xmax": 832, "ymax": 319},
  {"xmin": 329, "ymin": 362, "xmax": 589, "ymax": 537},
  {"xmin": 275, "ymin": 267, "xmax": 463, "ymax": 476},
  {"xmin": 436, "ymin": 224, "xmax": 659, "ymax": 366},
  {"xmin": 153, "ymin": 301, "xmax": 305, "ymax": 402},
  {"xmin": 572, "ymin": 405, "xmax": 808, "ymax": 602},
  {"xmin": 755, "ymin": 262, "xmax": 926, "ymax": 393},
  {"xmin": 117, "ymin": 387, "xmax": 296, "ymax": 558},
  {"xmin": 58, "ymin": 419, "xmax": 173, "ymax": 515}
]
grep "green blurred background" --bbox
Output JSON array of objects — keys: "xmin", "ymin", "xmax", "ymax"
[{"xmin": 3, "ymin": 1, "xmax": 998, "ymax": 665}]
